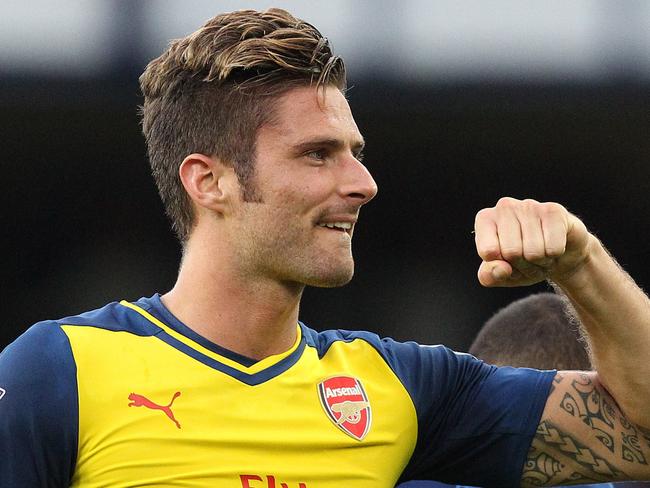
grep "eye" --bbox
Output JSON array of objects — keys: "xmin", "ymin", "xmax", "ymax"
[
  {"xmin": 354, "ymin": 150, "xmax": 365, "ymax": 163},
  {"xmin": 306, "ymin": 149, "xmax": 328, "ymax": 162}
]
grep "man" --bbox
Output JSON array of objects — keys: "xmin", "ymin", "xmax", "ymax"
[
  {"xmin": 1, "ymin": 8, "xmax": 649, "ymax": 487},
  {"xmin": 399, "ymin": 293, "xmax": 648, "ymax": 488}
]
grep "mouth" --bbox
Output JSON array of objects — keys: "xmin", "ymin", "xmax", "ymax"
[{"xmin": 317, "ymin": 221, "xmax": 353, "ymax": 236}]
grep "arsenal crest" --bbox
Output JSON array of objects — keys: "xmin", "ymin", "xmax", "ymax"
[{"xmin": 318, "ymin": 376, "xmax": 371, "ymax": 441}]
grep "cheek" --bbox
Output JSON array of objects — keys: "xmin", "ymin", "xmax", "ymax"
[
  {"xmin": 256, "ymin": 169, "xmax": 335, "ymax": 224},
  {"xmin": 269, "ymin": 186, "xmax": 318, "ymax": 216}
]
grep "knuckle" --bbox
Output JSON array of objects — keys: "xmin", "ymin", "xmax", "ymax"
[
  {"xmin": 474, "ymin": 207, "xmax": 493, "ymax": 222},
  {"xmin": 540, "ymin": 202, "xmax": 566, "ymax": 217},
  {"xmin": 496, "ymin": 196, "xmax": 517, "ymax": 209},
  {"xmin": 523, "ymin": 249, "xmax": 546, "ymax": 262},
  {"xmin": 522, "ymin": 198, "xmax": 540, "ymax": 212},
  {"xmin": 479, "ymin": 244, "xmax": 501, "ymax": 260},
  {"xmin": 500, "ymin": 247, "xmax": 521, "ymax": 261}
]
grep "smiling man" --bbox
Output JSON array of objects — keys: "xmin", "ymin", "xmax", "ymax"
[{"xmin": 1, "ymin": 8, "xmax": 650, "ymax": 488}]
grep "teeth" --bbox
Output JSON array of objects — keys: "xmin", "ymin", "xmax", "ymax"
[{"xmin": 319, "ymin": 222, "xmax": 352, "ymax": 230}]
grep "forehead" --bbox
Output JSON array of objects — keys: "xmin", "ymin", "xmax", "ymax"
[{"xmin": 260, "ymin": 85, "xmax": 363, "ymax": 146}]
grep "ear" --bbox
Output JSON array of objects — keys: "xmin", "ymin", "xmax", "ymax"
[{"xmin": 178, "ymin": 153, "xmax": 238, "ymax": 216}]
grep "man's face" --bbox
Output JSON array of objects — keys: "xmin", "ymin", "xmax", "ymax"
[{"xmin": 228, "ymin": 85, "xmax": 378, "ymax": 288}]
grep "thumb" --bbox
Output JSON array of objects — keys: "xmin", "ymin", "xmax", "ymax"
[{"xmin": 478, "ymin": 260, "xmax": 513, "ymax": 287}]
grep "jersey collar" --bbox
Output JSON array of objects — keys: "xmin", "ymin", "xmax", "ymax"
[{"xmin": 120, "ymin": 295, "xmax": 306, "ymax": 386}]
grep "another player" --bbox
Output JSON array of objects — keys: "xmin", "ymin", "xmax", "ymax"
[{"xmin": 469, "ymin": 292, "xmax": 591, "ymax": 370}]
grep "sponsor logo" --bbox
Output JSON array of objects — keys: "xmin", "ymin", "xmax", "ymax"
[
  {"xmin": 128, "ymin": 391, "xmax": 181, "ymax": 428},
  {"xmin": 317, "ymin": 376, "xmax": 371, "ymax": 441},
  {"xmin": 0, "ymin": 388, "xmax": 5, "ymax": 401},
  {"xmin": 240, "ymin": 475, "xmax": 307, "ymax": 488}
]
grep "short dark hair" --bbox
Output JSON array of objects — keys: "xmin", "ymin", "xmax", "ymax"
[
  {"xmin": 469, "ymin": 292, "xmax": 591, "ymax": 370},
  {"xmin": 139, "ymin": 8, "xmax": 346, "ymax": 242}
]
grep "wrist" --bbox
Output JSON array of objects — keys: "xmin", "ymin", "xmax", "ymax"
[{"xmin": 550, "ymin": 234, "xmax": 602, "ymax": 292}]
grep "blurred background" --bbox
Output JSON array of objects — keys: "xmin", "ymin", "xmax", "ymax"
[{"xmin": 2, "ymin": 0, "xmax": 649, "ymax": 351}]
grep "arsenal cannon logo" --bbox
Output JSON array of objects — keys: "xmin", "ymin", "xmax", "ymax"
[{"xmin": 317, "ymin": 376, "xmax": 371, "ymax": 441}]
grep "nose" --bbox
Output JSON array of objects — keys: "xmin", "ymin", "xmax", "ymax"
[{"xmin": 340, "ymin": 156, "xmax": 378, "ymax": 206}]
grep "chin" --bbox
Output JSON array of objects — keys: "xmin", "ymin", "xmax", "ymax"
[
  {"xmin": 308, "ymin": 274, "xmax": 354, "ymax": 288},
  {"xmin": 309, "ymin": 265, "xmax": 355, "ymax": 288},
  {"xmin": 278, "ymin": 252, "xmax": 355, "ymax": 288}
]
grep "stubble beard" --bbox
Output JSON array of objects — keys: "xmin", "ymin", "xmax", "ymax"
[
  {"xmin": 267, "ymin": 238, "xmax": 356, "ymax": 289},
  {"xmin": 235, "ymin": 184, "xmax": 356, "ymax": 288}
]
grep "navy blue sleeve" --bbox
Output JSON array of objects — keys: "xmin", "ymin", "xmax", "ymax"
[
  {"xmin": 381, "ymin": 339, "xmax": 555, "ymax": 488},
  {"xmin": 0, "ymin": 321, "xmax": 78, "ymax": 487}
]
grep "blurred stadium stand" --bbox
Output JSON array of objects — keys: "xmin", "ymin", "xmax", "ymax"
[{"xmin": 2, "ymin": 0, "xmax": 649, "ymax": 350}]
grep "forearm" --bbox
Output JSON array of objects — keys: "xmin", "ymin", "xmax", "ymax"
[{"xmin": 552, "ymin": 235, "xmax": 650, "ymax": 427}]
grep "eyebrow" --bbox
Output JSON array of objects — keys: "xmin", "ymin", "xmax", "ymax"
[{"xmin": 292, "ymin": 137, "xmax": 366, "ymax": 154}]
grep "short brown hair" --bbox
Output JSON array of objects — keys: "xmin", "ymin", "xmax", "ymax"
[
  {"xmin": 139, "ymin": 8, "xmax": 346, "ymax": 242},
  {"xmin": 469, "ymin": 293, "xmax": 591, "ymax": 370}
]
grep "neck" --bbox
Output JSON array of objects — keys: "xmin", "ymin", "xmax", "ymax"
[{"xmin": 161, "ymin": 232, "xmax": 304, "ymax": 362}]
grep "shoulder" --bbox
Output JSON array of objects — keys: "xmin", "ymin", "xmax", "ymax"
[
  {"xmin": 0, "ymin": 298, "xmax": 160, "ymax": 486},
  {"xmin": 0, "ymin": 315, "xmax": 81, "ymax": 400},
  {"xmin": 56, "ymin": 299, "xmax": 160, "ymax": 336},
  {"xmin": 302, "ymin": 324, "xmax": 482, "ymax": 371},
  {"xmin": 300, "ymin": 324, "xmax": 503, "ymax": 403},
  {"xmin": 0, "ymin": 298, "xmax": 160, "ymax": 397},
  {"xmin": 0, "ymin": 320, "xmax": 79, "ymax": 486},
  {"xmin": 302, "ymin": 324, "xmax": 449, "ymax": 360},
  {"xmin": 1, "ymin": 319, "xmax": 75, "ymax": 379}
]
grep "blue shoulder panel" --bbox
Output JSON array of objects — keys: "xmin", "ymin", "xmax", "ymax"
[
  {"xmin": 58, "ymin": 300, "xmax": 158, "ymax": 336},
  {"xmin": 0, "ymin": 321, "xmax": 79, "ymax": 487}
]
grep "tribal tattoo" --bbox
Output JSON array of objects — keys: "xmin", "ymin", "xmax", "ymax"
[
  {"xmin": 558, "ymin": 373, "xmax": 615, "ymax": 452},
  {"xmin": 522, "ymin": 444, "xmax": 563, "ymax": 486},
  {"xmin": 521, "ymin": 372, "xmax": 650, "ymax": 487},
  {"xmin": 530, "ymin": 420, "xmax": 626, "ymax": 480}
]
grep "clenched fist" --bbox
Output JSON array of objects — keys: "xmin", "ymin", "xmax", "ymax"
[{"xmin": 474, "ymin": 197, "xmax": 593, "ymax": 287}]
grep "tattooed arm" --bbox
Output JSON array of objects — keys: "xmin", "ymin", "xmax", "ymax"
[
  {"xmin": 474, "ymin": 198, "xmax": 650, "ymax": 484},
  {"xmin": 522, "ymin": 372, "xmax": 650, "ymax": 486}
]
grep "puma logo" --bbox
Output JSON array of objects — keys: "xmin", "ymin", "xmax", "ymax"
[
  {"xmin": 331, "ymin": 400, "xmax": 369, "ymax": 425},
  {"xmin": 128, "ymin": 391, "xmax": 181, "ymax": 429}
]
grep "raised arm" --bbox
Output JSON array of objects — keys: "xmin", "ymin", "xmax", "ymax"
[{"xmin": 474, "ymin": 197, "xmax": 650, "ymax": 485}]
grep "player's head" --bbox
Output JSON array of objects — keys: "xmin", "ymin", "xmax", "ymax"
[
  {"xmin": 469, "ymin": 292, "xmax": 591, "ymax": 370},
  {"xmin": 139, "ymin": 8, "xmax": 346, "ymax": 243}
]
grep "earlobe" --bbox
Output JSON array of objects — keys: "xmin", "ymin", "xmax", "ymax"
[{"xmin": 178, "ymin": 153, "xmax": 235, "ymax": 215}]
